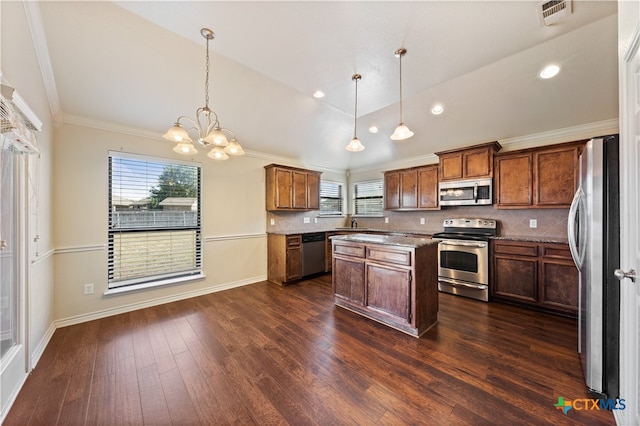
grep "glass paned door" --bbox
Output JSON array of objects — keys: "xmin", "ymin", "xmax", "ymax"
[{"xmin": 0, "ymin": 147, "xmax": 17, "ymax": 357}]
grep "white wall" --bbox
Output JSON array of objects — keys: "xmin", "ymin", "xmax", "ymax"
[
  {"xmin": 52, "ymin": 123, "xmax": 272, "ymax": 324},
  {"xmin": 1, "ymin": 1, "xmax": 56, "ymax": 368}
]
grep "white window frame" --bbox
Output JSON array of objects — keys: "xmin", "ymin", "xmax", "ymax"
[
  {"xmin": 106, "ymin": 151, "xmax": 204, "ymax": 294},
  {"xmin": 319, "ymin": 180, "xmax": 345, "ymax": 216},
  {"xmin": 352, "ymin": 179, "xmax": 384, "ymax": 217}
]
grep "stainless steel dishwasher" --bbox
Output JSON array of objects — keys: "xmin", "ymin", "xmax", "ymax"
[{"xmin": 301, "ymin": 232, "xmax": 326, "ymax": 277}]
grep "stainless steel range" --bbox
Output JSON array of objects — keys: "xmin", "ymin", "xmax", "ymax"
[{"xmin": 432, "ymin": 218, "xmax": 497, "ymax": 302}]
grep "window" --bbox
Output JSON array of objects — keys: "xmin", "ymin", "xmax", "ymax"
[
  {"xmin": 319, "ymin": 181, "xmax": 344, "ymax": 215},
  {"xmin": 353, "ymin": 179, "xmax": 384, "ymax": 216},
  {"xmin": 108, "ymin": 152, "xmax": 202, "ymax": 289}
]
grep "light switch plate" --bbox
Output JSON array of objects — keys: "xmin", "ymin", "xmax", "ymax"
[
  {"xmin": 303, "ymin": 217, "xmax": 310, "ymax": 224},
  {"xmin": 384, "ymin": 217, "xmax": 389, "ymax": 224},
  {"xmin": 270, "ymin": 218, "xmax": 275, "ymax": 226},
  {"xmin": 529, "ymin": 219, "xmax": 537, "ymax": 228},
  {"xmin": 420, "ymin": 218, "xmax": 425, "ymax": 225}
]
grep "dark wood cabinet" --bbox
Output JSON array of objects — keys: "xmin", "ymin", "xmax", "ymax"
[
  {"xmin": 332, "ymin": 237, "xmax": 438, "ymax": 337},
  {"xmin": 384, "ymin": 164, "xmax": 439, "ymax": 211},
  {"xmin": 265, "ymin": 164, "xmax": 322, "ymax": 211},
  {"xmin": 267, "ymin": 234, "xmax": 303, "ymax": 285},
  {"xmin": 492, "ymin": 240, "xmax": 578, "ymax": 317},
  {"xmin": 494, "ymin": 141, "xmax": 584, "ymax": 209},
  {"xmin": 435, "ymin": 141, "xmax": 501, "ymax": 181}
]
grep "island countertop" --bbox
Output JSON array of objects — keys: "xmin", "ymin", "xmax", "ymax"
[{"xmin": 330, "ymin": 233, "xmax": 437, "ymax": 248}]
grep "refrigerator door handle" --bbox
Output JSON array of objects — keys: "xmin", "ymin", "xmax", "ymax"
[{"xmin": 568, "ymin": 188, "xmax": 586, "ymax": 269}]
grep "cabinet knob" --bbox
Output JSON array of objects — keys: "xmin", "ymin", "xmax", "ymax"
[{"xmin": 614, "ymin": 268, "xmax": 636, "ymax": 283}]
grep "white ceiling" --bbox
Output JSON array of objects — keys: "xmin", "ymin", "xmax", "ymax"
[{"xmin": 35, "ymin": 1, "xmax": 618, "ymax": 171}]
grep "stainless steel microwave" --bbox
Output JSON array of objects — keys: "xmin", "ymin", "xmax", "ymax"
[{"xmin": 439, "ymin": 178, "xmax": 493, "ymax": 206}]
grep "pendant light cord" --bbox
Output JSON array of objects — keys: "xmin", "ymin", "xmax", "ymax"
[
  {"xmin": 204, "ymin": 36, "xmax": 210, "ymax": 110},
  {"xmin": 353, "ymin": 76, "xmax": 358, "ymax": 139},
  {"xmin": 398, "ymin": 52, "xmax": 403, "ymax": 123}
]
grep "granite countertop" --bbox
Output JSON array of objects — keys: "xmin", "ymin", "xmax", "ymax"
[
  {"xmin": 330, "ymin": 233, "xmax": 437, "ymax": 248},
  {"xmin": 268, "ymin": 228, "xmax": 434, "ymax": 237},
  {"xmin": 492, "ymin": 235, "xmax": 569, "ymax": 244}
]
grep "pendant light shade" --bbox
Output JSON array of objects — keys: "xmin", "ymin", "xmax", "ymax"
[
  {"xmin": 391, "ymin": 48, "xmax": 414, "ymax": 141},
  {"xmin": 163, "ymin": 28, "xmax": 244, "ymax": 160},
  {"xmin": 346, "ymin": 74, "xmax": 365, "ymax": 152}
]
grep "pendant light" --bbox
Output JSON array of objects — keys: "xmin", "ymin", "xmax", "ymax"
[
  {"xmin": 390, "ymin": 48, "xmax": 414, "ymax": 141},
  {"xmin": 345, "ymin": 74, "xmax": 365, "ymax": 152},
  {"xmin": 163, "ymin": 28, "xmax": 244, "ymax": 160}
]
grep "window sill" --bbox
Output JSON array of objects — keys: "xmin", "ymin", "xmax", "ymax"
[{"xmin": 104, "ymin": 272, "xmax": 206, "ymax": 296}]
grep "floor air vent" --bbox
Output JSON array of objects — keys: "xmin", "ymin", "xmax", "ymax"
[{"xmin": 537, "ymin": 0, "xmax": 572, "ymax": 26}]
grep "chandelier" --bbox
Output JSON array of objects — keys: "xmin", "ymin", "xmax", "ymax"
[
  {"xmin": 345, "ymin": 74, "xmax": 365, "ymax": 152},
  {"xmin": 390, "ymin": 48, "xmax": 414, "ymax": 141},
  {"xmin": 163, "ymin": 28, "xmax": 244, "ymax": 160}
]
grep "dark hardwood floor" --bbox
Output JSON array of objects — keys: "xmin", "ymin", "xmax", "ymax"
[{"xmin": 6, "ymin": 274, "xmax": 614, "ymax": 425}]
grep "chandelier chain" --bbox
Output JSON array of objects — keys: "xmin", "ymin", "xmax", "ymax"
[{"xmin": 205, "ymin": 36, "xmax": 210, "ymax": 110}]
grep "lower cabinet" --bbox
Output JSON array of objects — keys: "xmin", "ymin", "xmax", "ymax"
[
  {"xmin": 491, "ymin": 240, "xmax": 578, "ymax": 317},
  {"xmin": 332, "ymin": 238, "xmax": 438, "ymax": 337},
  {"xmin": 267, "ymin": 234, "xmax": 302, "ymax": 285}
]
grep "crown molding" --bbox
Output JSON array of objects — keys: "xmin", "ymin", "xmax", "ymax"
[
  {"xmin": 497, "ymin": 118, "xmax": 619, "ymax": 152},
  {"xmin": 23, "ymin": 1, "xmax": 61, "ymax": 119}
]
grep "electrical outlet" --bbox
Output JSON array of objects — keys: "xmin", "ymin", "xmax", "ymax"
[
  {"xmin": 314, "ymin": 217, "xmax": 318, "ymax": 224},
  {"xmin": 420, "ymin": 218, "xmax": 425, "ymax": 225},
  {"xmin": 84, "ymin": 283, "xmax": 94, "ymax": 295},
  {"xmin": 303, "ymin": 217, "xmax": 310, "ymax": 224},
  {"xmin": 529, "ymin": 219, "xmax": 537, "ymax": 228},
  {"xmin": 384, "ymin": 217, "xmax": 389, "ymax": 224},
  {"xmin": 270, "ymin": 218, "xmax": 275, "ymax": 226}
]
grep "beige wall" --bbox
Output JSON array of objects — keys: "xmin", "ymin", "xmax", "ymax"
[{"xmin": 52, "ymin": 123, "xmax": 276, "ymax": 323}]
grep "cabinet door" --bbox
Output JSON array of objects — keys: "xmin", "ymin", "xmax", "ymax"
[
  {"xmin": 534, "ymin": 146, "xmax": 579, "ymax": 207},
  {"xmin": 464, "ymin": 147, "xmax": 493, "ymax": 178},
  {"xmin": 417, "ymin": 165, "xmax": 439, "ymax": 209},
  {"xmin": 539, "ymin": 259, "xmax": 578, "ymax": 315},
  {"xmin": 292, "ymin": 171, "xmax": 307, "ymax": 209},
  {"xmin": 333, "ymin": 257, "xmax": 365, "ymax": 305},
  {"xmin": 286, "ymin": 236, "xmax": 302, "ymax": 280},
  {"xmin": 275, "ymin": 168, "xmax": 293, "ymax": 209},
  {"xmin": 493, "ymin": 255, "xmax": 537, "ymax": 303},
  {"xmin": 439, "ymin": 152, "xmax": 464, "ymax": 181},
  {"xmin": 366, "ymin": 263, "xmax": 411, "ymax": 323},
  {"xmin": 306, "ymin": 172, "xmax": 320, "ymax": 210},
  {"xmin": 495, "ymin": 153, "xmax": 533, "ymax": 207},
  {"xmin": 400, "ymin": 170, "xmax": 418, "ymax": 209},
  {"xmin": 384, "ymin": 171, "xmax": 401, "ymax": 210}
]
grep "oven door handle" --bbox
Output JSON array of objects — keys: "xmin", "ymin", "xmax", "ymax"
[
  {"xmin": 439, "ymin": 240, "xmax": 487, "ymax": 248},
  {"xmin": 439, "ymin": 277, "xmax": 486, "ymax": 290}
]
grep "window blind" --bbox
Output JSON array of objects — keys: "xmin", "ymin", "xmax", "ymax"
[
  {"xmin": 108, "ymin": 152, "xmax": 202, "ymax": 288},
  {"xmin": 320, "ymin": 181, "xmax": 343, "ymax": 215},
  {"xmin": 354, "ymin": 179, "xmax": 384, "ymax": 216}
]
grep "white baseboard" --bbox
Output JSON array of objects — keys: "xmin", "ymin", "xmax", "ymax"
[
  {"xmin": 54, "ymin": 276, "xmax": 267, "ymax": 328},
  {"xmin": 30, "ymin": 322, "xmax": 56, "ymax": 370}
]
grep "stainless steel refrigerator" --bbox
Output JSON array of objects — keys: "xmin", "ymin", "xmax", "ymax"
[{"xmin": 568, "ymin": 135, "xmax": 620, "ymax": 399}]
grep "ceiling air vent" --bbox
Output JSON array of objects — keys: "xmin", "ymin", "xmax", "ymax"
[{"xmin": 537, "ymin": 0, "xmax": 572, "ymax": 26}]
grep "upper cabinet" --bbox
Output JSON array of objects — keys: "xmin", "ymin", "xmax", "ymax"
[
  {"xmin": 384, "ymin": 164, "xmax": 439, "ymax": 211},
  {"xmin": 265, "ymin": 164, "xmax": 322, "ymax": 211},
  {"xmin": 435, "ymin": 141, "xmax": 502, "ymax": 181},
  {"xmin": 494, "ymin": 141, "xmax": 585, "ymax": 209}
]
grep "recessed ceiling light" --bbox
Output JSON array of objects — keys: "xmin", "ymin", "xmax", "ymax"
[
  {"xmin": 313, "ymin": 90, "xmax": 325, "ymax": 98},
  {"xmin": 539, "ymin": 64, "xmax": 561, "ymax": 79},
  {"xmin": 431, "ymin": 104, "xmax": 444, "ymax": 115},
  {"xmin": 369, "ymin": 126, "xmax": 378, "ymax": 134}
]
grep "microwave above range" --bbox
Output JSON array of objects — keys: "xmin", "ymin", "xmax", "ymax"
[{"xmin": 439, "ymin": 178, "xmax": 492, "ymax": 206}]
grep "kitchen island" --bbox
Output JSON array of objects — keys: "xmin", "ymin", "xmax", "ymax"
[{"xmin": 331, "ymin": 233, "xmax": 439, "ymax": 337}]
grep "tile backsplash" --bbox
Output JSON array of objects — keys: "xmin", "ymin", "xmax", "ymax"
[{"xmin": 266, "ymin": 206, "xmax": 569, "ymax": 239}]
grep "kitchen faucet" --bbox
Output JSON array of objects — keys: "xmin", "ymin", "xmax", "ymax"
[{"xmin": 351, "ymin": 218, "xmax": 358, "ymax": 228}]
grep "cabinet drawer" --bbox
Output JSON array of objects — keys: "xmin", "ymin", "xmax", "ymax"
[
  {"xmin": 493, "ymin": 241, "xmax": 538, "ymax": 257},
  {"xmin": 286, "ymin": 235, "xmax": 301, "ymax": 248},
  {"xmin": 541, "ymin": 244, "xmax": 572, "ymax": 260},
  {"xmin": 334, "ymin": 243, "xmax": 366, "ymax": 258},
  {"xmin": 367, "ymin": 247, "xmax": 412, "ymax": 266}
]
